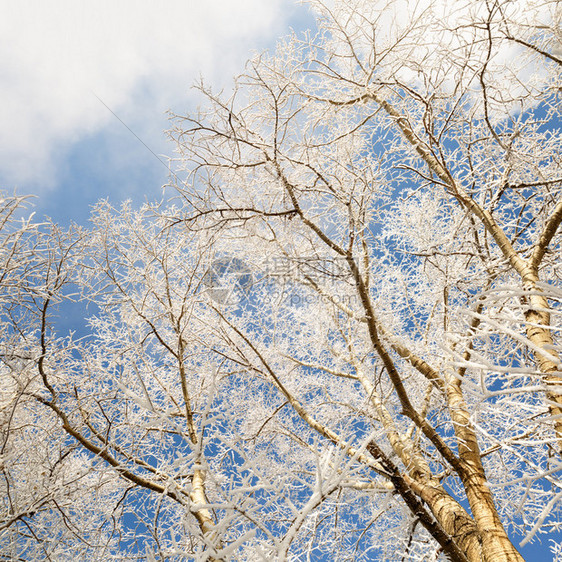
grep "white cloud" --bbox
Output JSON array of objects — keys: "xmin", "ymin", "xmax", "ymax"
[{"xmin": 0, "ymin": 0, "xmax": 304, "ymax": 191}]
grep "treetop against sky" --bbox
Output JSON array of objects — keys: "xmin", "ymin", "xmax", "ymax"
[{"xmin": 1, "ymin": 1, "xmax": 562, "ymax": 560}]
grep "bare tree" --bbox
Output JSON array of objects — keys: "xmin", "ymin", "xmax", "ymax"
[
  {"xmin": 167, "ymin": 0, "xmax": 562, "ymax": 559},
  {"xmin": 3, "ymin": 1, "xmax": 562, "ymax": 560},
  {"xmin": 0, "ymin": 197, "xmax": 115, "ymax": 560}
]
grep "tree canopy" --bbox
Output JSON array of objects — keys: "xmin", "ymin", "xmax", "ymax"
[{"xmin": 2, "ymin": 1, "xmax": 562, "ymax": 560}]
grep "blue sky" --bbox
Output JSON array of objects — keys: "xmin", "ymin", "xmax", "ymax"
[{"xmin": 0, "ymin": 0, "xmax": 314, "ymax": 225}]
